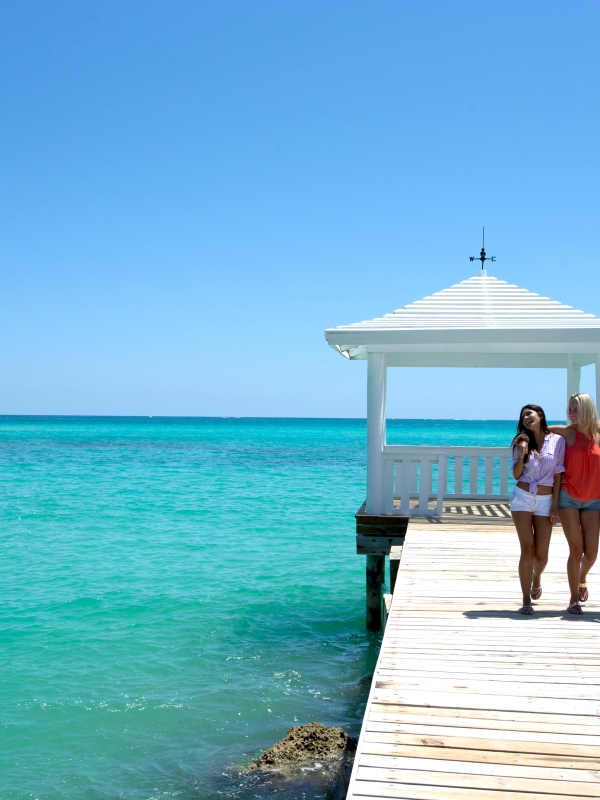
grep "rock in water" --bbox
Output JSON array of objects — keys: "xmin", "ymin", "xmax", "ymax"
[{"xmin": 248, "ymin": 721, "xmax": 357, "ymax": 773}]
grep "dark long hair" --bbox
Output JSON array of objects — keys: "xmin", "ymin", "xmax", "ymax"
[{"xmin": 512, "ymin": 404, "xmax": 549, "ymax": 464}]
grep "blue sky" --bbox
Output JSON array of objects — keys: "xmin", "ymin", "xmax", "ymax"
[{"xmin": 1, "ymin": 0, "xmax": 599, "ymax": 419}]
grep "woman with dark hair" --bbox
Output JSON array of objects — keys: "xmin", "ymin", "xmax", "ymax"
[{"xmin": 510, "ymin": 405, "xmax": 565, "ymax": 615}]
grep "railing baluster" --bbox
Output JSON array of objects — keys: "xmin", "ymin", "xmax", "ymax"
[
  {"xmin": 400, "ymin": 459, "xmax": 411, "ymax": 512},
  {"xmin": 419, "ymin": 458, "xmax": 431, "ymax": 512},
  {"xmin": 410, "ymin": 461, "xmax": 418, "ymax": 496},
  {"xmin": 455, "ymin": 456, "xmax": 463, "ymax": 497},
  {"xmin": 436, "ymin": 455, "xmax": 447, "ymax": 515},
  {"xmin": 485, "ymin": 457, "xmax": 493, "ymax": 496},
  {"xmin": 470, "ymin": 456, "xmax": 479, "ymax": 496}
]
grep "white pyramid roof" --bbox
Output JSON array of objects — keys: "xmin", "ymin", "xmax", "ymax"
[{"xmin": 324, "ymin": 274, "xmax": 600, "ymax": 369}]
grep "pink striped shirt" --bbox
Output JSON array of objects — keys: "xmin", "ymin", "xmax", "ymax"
[{"xmin": 512, "ymin": 433, "xmax": 565, "ymax": 495}]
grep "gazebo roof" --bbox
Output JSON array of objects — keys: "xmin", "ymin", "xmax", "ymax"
[{"xmin": 324, "ymin": 274, "xmax": 600, "ymax": 368}]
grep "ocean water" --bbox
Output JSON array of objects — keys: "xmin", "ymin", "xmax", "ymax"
[{"xmin": 0, "ymin": 417, "xmax": 518, "ymax": 800}]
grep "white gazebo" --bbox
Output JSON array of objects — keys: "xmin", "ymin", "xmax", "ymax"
[{"xmin": 325, "ymin": 271, "xmax": 600, "ymax": 517}]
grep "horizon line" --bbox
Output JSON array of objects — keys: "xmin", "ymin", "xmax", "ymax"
[{"xmin": 0, "ymin": 414, "xmax": 558, "ymax": 422}]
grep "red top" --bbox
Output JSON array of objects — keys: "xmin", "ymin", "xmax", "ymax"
[{"xmin": 563, "ymin": 431, "xmax": 600, "ymax": 501}]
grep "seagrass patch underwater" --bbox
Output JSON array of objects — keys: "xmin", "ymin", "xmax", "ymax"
[{"xmin": 0, "ymin": 417, "xmax": 517, "ymax": 799}]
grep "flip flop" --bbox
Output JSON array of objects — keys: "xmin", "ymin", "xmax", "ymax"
[
  {"xmin": 567, "ymin": 601, "xmax": 584, "ymax": 615},
  {"xmin": 579, "ymin": 583, "xmax": 589, "ymax": 603},
  {"xmin": 519, "ymin": 604, "xmax": 534, "ymax": 615},
  {"xmin": 531, "ymin": 585, "xmax": 542, "ymax": 600}
]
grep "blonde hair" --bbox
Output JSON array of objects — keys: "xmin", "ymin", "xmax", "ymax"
[{"xmin": 567, "ymin": 392, "xmax": 599, "ymax": 438}]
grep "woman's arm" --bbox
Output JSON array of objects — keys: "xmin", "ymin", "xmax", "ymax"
[
  {"xmin": 550, "ymin": 472, "xmax": 562, "ymax": 526},
  {"xmin": 548, "ymin": 425, "xmax": 577, "ymax": 447},
  {"xmin": 512, "ymin": 438, "xmax": 528, "ymax": 479}
]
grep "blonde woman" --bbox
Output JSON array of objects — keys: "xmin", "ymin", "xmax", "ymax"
[{"xmin": 549, "ymin": 393, "xmax": 600, "ymax": 615}]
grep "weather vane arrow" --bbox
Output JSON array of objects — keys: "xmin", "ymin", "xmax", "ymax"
[{"xmin": 470, "ymin": 227, "xmax": 496, "ymax": 271}]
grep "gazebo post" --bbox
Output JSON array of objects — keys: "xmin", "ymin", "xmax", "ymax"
[
  {"xmin": 365, "ymin": 352, "xmax": 387, "ymax": 630},
  {"xmin": 366, "ymin": 352, "xmax": 387, "ymax": 514},
  {"xmin": 567, "ymin": 354, "xmax": 581, "ymax": 403}
]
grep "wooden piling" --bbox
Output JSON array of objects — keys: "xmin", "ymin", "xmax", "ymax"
[{"xmin": 365, "ymin": 554, "xmax": 385, "ymax": 630}]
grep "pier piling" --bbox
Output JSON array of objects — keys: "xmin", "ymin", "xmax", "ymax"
[{"xmin": 365, "ymin": 555, "xmax": 385, "ymax": 630}]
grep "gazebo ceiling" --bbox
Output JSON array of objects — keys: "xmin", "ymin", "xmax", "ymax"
[{"xmin": 324, "ymin": 275, "xmax": 600, "ymax": 368}]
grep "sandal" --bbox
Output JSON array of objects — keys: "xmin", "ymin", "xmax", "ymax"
[
  {"xmin": 579, "ymin": 583, "xmax": 589, "ymax": 603},
  {"xmin": 519, "ymin": 604, "xmax": 534, "ymax": 615},
  {"xmin": 567, "ymin": 601, "xmax": 584, "ymax": 615},
  {"xmin": 531, "ymin": 585, "xmax": 542, "ymax": 600}
]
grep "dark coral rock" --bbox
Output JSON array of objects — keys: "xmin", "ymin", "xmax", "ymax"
[{"xmin": 248, "ymin": 721, "xmax": 357, "ymax": 773}]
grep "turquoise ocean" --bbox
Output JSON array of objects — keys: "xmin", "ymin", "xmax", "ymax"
[{"xmin": 1, "ymin": 417, "xmax": 519, "ymax": 800}]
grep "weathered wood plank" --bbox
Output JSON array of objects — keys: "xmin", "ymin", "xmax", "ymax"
[
  {"xmin": 361, "ymin": 727, "xmax": 600, "ymax": 758},
  {"xmin": 355, "ymin": 766, "xmax": 600, "ymax": 796},
  {"xmin": 368, "ymin": 709, "xmax": 600, "ymax": 734},
  {"xmin": 364, "ymin": 719, "xmax": 600, "ymax": 747},
  {"xmin": 358, "ymin": 755, "xmax": 600, "ymax": 788},
  {"xmin": 351, "ymin": 782, "xmax": 580, "ymax": 800},
  {"xmin": 360, "ymin": 740, "xmax": 600, "ymax": 770},
  {"xmin": 373, "ymin": 678, "xmax": 600, "ymax": 700},
  {"xmin": 367, "ymin": 704, "xmax": 600, "ymax": 728}
]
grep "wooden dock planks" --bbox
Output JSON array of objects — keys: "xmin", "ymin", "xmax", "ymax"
[{"xmin": 347, "ymin": 524, "xmax": 600, "ymax": 800}]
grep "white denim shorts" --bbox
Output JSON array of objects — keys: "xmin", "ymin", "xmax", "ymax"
[{"xmin": 510, "ymin": 486, "xmax": 553, "ymax": 516}]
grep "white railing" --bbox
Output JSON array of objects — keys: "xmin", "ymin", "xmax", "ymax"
[{"xmin": 381, "ymin": 445, "xmax": 513, "ymax": 516}]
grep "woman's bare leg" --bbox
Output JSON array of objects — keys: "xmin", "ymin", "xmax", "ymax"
[
  {"xmin": 531, "ymin": 514, "xmax": 552, "ymax": 594},
  {"xmin": 579, "ymin": 510, "xmax": 600, "ymax": 600},
  {"xmin": 559, "ymin": 508, "xmax": 584, "ymax": 610},
  {"xmin": 512, "ymin": 511, "xmax": 535, "ymax": 610}
]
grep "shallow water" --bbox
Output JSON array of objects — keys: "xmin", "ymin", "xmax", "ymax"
[{"xmin": 0, "ymin": 417, "xmax": 517, "ymax": 799}]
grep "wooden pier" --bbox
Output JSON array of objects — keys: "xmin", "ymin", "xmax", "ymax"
[{"xmin": 347, "ymin": 512, "xmax": 600, "ymax": 800}]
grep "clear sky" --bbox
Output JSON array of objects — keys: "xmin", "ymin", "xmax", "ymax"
[{"xmin": 1, "ymin": 0, "xmax": 599, "ymax": 419}]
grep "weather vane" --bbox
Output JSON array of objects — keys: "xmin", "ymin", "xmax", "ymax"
[{"xmin": 469, "ymin": 227, "xmax": 495, "ymax": 272}]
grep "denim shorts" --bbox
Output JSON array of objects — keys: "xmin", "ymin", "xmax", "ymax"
[
  {"xmin": 558, "ymin": 488, "xmax": 600, "ymax": 511},
  {"xmin": 510, "ymin": 486, "xmax": 553, "ymax": 516}
]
